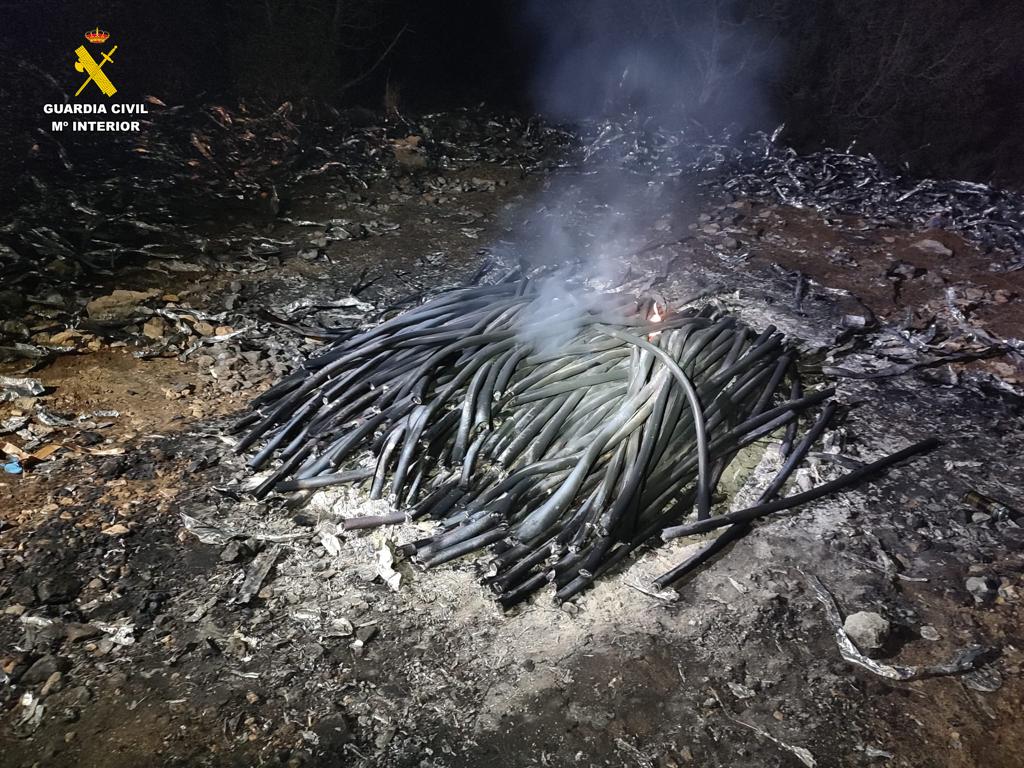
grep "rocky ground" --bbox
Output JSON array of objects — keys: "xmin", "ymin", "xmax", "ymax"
[{"xmin": 2, "ymin": 111, "xmax": 1023, "ymax": 768}]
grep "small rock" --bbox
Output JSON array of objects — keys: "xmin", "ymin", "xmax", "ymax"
[
  {"xmin": 64, "ymin": 623, "xmax": 100, "ymax": 643},
  {"xmin": 919, "ymin": 625, "xmax": 940, "ymax": 642},
  {"xmin": 966, "ymin": 575, "xmax": 999, "ymax": 603},
  {"xmin": 85, "ymin": 290, "xmax": 158, "ymax": 322},
  {"xmin": 11, "ymin": 584, "xmax": 37, "ymax": 606},
  {"xmin": 220, "ymin": 540, "xmax": 248, "ymax": 563},
  {"xmin": 963, "ymin": 286, "xmax": 986, "ymax": 302},
  {"xmin": 41, "ymin": 671, "xmax": 63, "ymax": 696},
  {"xmin": 727, "ymin": 682, "xmax": 756, "ymax": 699},
  {"xmin": 312, "ymin": 714, "xmax": 352, "ymax": 751},
  {"xmin": 192, "ymin": 321, "xmax": 215, "ymax": 337},
  {"xmin": 142, "ymin": 317, "xmax": 167, "ymax": 339},
  {"xmin": 911, "ymin": 239, "xmax": 953, "ymax": 257},
  {"xmin": 843, "ymin": 611, "xmax": 890, "ymax": 654},
  {"xmin": 291, "ymin": 512, "xmax": 318, "ymax": 528},
  {"xmin": 21, "ymin": 654, "xmax": 71, "ymax": 685},
  {"xmin": 101, "ymin": 523, "xmax": 131, "ymax": 537},
  {"xmin": 355, "ymin": 624, "xmax": 377, "ymax": 645},
  {"xmin": 37, "ymin": 575, "xmax": 81, "ymax": 605}
]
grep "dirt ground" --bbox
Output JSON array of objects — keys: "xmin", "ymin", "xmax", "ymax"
[{"xmin": 2, "ymin": 153, "xmax": 1023, "ymax": 768}]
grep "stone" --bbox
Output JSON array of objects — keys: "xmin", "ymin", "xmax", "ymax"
[
  {"xmin": 21, "ymin": 654, "xmax": 71, "ymax": 685},
  {"xmin": 41, "ymin": 671, "xmax": 63, "ymax": 696},
  {"xmin": 142, "ymin": 317, "xmax": 168, "ymax": 339},
  {"xmin": 843, "ymin": 611, "xmax": 890, "ymax": 653},
  {"xmin": 312, "ymin": 714, "xmax": 352, "ymax": 751},
  {"xmin": 354, "ymin": 624, "xmax": 377, "ymax": 644},
  {"xmin": 37, "ymin": 575, "xmax": 81, "ymax": 605},
  {"xmin": 85, "ymin": 290, "xmax": 158, "ymax": 321},
  {"xmin": 911, "ymin": 239, "xmax": 953, "ymax": 257},
  {"xmin": 64, "ymin": 623, "xmax": 101, "ymax": 643},
  {"xmin": 10, "ymin": 584, "xmax": 37, "ymax": 606},
  {"xmin": 291, "ymin": 512, "xmax": 318, "ymax": 528},
  {"xmin": 727, "ymin": 682, "xmax": 756, "ymax": 699},
  {"xmin": 393, "ymin": 144, "xmax": 427, "ymax": 169},
  {"xmin": 220, "ymin": 540, "xmax": 250, "ymax": 563},
  {"xmin": 966, "ymin": 575, "xmax": 998, "ymax": 602}
]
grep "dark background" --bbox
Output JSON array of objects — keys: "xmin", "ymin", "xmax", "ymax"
[{"xmin": 2, "ymin": 0, "xmax": 1023, "ymax": 184}]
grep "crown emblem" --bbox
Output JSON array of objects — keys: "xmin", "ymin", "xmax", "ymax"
[{"xmin": 84, "ymin": 27, "xmax": 110, "ymax": 44}]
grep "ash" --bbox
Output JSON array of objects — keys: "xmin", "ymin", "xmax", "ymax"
[{"xmin": 2, "ymin": 109, "xmax": 1023, "ymax": 768}]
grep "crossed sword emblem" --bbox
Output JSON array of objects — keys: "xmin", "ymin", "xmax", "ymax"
[{"xmin": 74, "ymin": 45, "xmax": 118, "ymax": 97}]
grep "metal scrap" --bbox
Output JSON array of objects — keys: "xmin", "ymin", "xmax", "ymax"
[
  {"xmin": 807, "ymin": 573, "xmax": 989, "ymax": 681},
  {"xmin": 0, "ymin": 376, "xmax": 45, "ymax": 401},
  {"xmin": 710, "ymin": 687, "xmax": 816, "ymax": 768},
  {"xmin": 236, "ymin": 544, "xmax": 283, "ymax": 604}
]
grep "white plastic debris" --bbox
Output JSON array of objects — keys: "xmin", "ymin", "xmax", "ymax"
[
  {"xmin": 375, "ymin": 541, "xmax": 402, "ymax": 592},
  {"xmin": 317, "ymin": 521, "xmax": 343, "ymax": 557}
]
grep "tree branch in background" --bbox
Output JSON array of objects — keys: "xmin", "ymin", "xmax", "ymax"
[{"xmin": 339, "ymin": 23, "xmax": 408, "ymax": 93}]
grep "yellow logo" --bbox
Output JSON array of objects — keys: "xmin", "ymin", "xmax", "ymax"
[
  {"xmin": 44, "ymin": 28, "xmax": 146, "ymax": 133},
  {"xmin": 75, "ymin": 29, "xmax": 118, "ymax": 97}
]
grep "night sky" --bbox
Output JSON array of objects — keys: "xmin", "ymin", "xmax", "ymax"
[{"xmin": 3, "ymin": 0, "xmax": 1024, "ymax": 182}]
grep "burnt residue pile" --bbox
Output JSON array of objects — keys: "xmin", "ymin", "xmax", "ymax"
[
  {"xmin": 236, "ymin": 275, "xmax": 934, "ymax": 606},
  {"xmin": 0, "ymin": 102, "xmax": 565, "ymax": 365},
  {"xmin": 572, "ymin": 118, "xmax": 1024, "ymax": 269}
]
